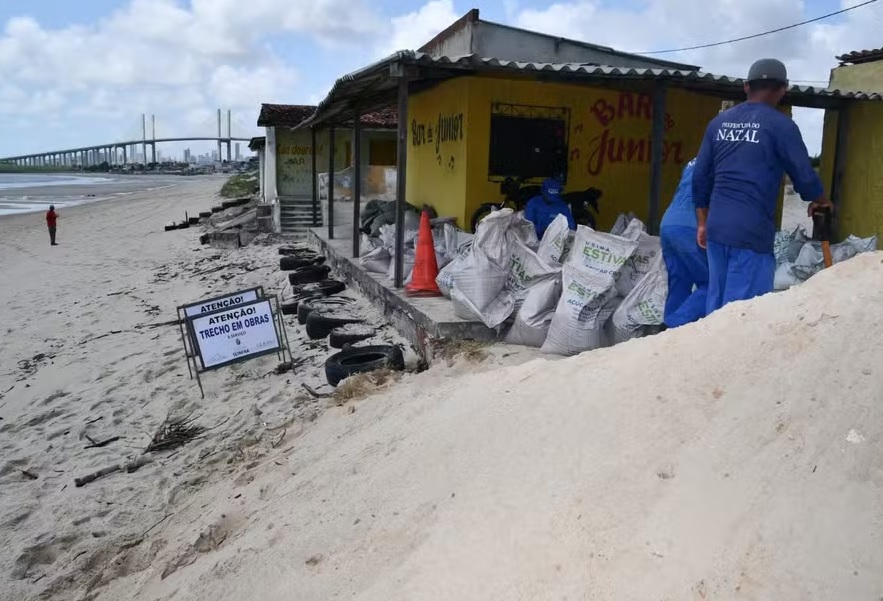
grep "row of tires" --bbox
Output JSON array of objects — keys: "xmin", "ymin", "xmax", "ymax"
[
  {"xmin": 278, "ymin": 246, "xmax": 405, "ymax": 387},
  {"xmin": 164, "ymin": 197, "xmax": 251, "ymax": 232}
]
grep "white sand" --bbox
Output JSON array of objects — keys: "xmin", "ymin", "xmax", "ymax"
[
  {"xmin": 81, "ymin": 252, "xmax": 880, "ymax": 600},
  {"xmin": 4, "ymin": 181, "xmax": 880, "ymax": 600},
  {"xmin": 0, "ymin": 177, "xmax": 455, "ymax": 600}
]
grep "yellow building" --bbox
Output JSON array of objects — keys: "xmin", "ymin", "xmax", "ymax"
[
  {"xmin": 404, "ymin": 75, "xmax": 721, "ymax": 232},
  {"xmin": 819, "ymin": 47, "xmax": 883, "ymax": 240}
]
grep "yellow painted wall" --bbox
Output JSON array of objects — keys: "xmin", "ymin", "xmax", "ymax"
[
  {"xmin": 405, "ymin": 78, "xmax": 471, "ymax": 226},
  {"xmin": 820, "ymin": 102, "xmax": 883, "ymax": 239},
  {"xmin": 830, "ymin": 61, "xmax": 883, "ymax": 92},
  {"xmin": 405, "ymin": 75, "xmax": 720, "ymax": 231}
]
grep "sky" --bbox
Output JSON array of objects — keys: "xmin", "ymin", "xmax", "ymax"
[{"xmin": 0, "ymin": 0, "xmax": 881, "ymax": 159}]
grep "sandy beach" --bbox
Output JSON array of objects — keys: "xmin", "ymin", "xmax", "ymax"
[
  {"xmin": 0, "ymin": 176, "xmax": 447, "ymax": 600},
  {"xmin": 2, "ymin": 179, "xmax": 877, "ymax": 601}
]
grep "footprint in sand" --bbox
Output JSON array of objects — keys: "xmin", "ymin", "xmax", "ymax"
[{"xmin": 10, "ymin": 533, "xmax": 80, "ymax": 580}]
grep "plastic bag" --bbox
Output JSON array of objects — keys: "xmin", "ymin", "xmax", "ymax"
[
  {"xmin": 504, "ymin": 276, "xmax": 562, "ymax": 347},
  {"xmin": 617, "ymin": 231, "xmax": 661, "ymax": 297},
  {"xmin": 537, "ymin": 213, "xmax": 571, "ymax": 264},
  {"xmin": 541, "ymin": 264, "xmax": 618, "ymax": 356},
  {"xmin": 610, "ymin": 255, "xmax": 668, "ymax": 344},
  {"xmin": 566, "ymin": 226, "xmax": 639, "ymax": 282},
  {"xmin": 359, "ymin": 246, "xmax": 391, "ymax": 274}
]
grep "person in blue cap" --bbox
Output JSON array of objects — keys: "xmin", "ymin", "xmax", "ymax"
[
  {"xmin": 693, "ymin": 58, "xmax": 833, "ymax": 314},
  {"xmin": 660, "ymin": 158, "xmax": 708, "ymax": 327},
  {"xmin": 524, "ymin": 178, "xmax": 575, "ymax": 239}
]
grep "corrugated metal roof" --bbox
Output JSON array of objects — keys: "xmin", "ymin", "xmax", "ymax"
[
  {"xmin": 836, "ymin": 47, "xmax": 883, "ymax": 65},
  {"xmin": 299, "ymin": 51, "xmax": 883, "ymax": 128},
  {"xmin": 248, "ymin": 136, "xmax": 265, "ymax": 150}
]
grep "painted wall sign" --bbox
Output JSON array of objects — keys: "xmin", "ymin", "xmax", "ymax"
[
  {"xmin": 411, "ymin": 113, "xmax": 464, "ymax": 174},
  {"xmin": 580, "ymin": 92, "xmax": 687, "ymax": 176},
  {"xmin": 188, "ymin": 298, "xmax": 280, "ymax": 371}
]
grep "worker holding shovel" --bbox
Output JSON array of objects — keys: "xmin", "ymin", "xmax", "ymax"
[{"xmin": 693, "ymin": 58, "xmax": 834, "ymax": 314}]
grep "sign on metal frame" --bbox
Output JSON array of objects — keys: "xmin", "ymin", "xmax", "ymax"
[{"xmin": 176, "ymin": 287, "xmax": 292, "ymax": 397}]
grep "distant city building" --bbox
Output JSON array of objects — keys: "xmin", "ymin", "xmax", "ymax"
[
  {"xmin": 235, "ymin": 143, "xmax": 241, "ymax": 161},
  {"xmin": 184, "ymin": 148, "xmax": 191, "ymax": 163}
]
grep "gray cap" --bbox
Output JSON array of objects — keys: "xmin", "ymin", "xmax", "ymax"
[{"xmin": 747, "ymin": 58, "xmax": 788, "ymax": 84}]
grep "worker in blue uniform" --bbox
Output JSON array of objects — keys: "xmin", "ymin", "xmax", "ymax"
[
  {"xmin": 692, "ymin": 58, "xmax": 833, "ymax": 315},
  {"xmin": 524, "ymin": 178, "xmax": 576, "ymax": 239},
  {"xmin": 660, "ymin": 158, "xmax": 708, "ymax": 327}
]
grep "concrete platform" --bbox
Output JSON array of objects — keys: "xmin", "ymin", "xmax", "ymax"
[{"xmin": 308, "ymin": 198, "xmax": 498, "ymax": 357}]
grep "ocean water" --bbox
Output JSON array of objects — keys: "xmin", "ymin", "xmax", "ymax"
[{"xmin": 0, "ymin": 173, "xmax": 181, "ymax": 216}]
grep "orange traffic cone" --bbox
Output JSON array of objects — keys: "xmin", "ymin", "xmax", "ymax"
[{"xmin": 406, "ymin": 210, "xmax": 441, "ymax": 297}]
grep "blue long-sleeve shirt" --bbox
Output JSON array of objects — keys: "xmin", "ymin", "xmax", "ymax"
[
  {"xmin": 524, "ymin": 195, "xmax": 576, "ymax": 239},
  {"xmin": 660, "ymin": 158, "xmax": 697, "ymax": 230},
  {"xmin": 692, "ymin": 102, "xmax": 824, "ymax": 253}
]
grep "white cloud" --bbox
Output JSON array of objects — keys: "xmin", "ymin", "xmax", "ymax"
[
  {"xmin": 381, "ymin": 0, "xmax": 460, "ymax": 56},
  {"xmin": 511, "ymin": 0, "xmax": 883, "ymax": 152}
]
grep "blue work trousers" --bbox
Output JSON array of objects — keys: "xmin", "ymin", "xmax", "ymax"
[
  {"xmin": 661, "ymin": 225, "xmax": 708, "ymax": 328},
  {"xmin": 706, "ymin": 240, "xmax": 775, "ymax": 315}
]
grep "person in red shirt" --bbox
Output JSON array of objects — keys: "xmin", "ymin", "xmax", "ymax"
[{"xmin": 46, "ymin": 205, "xmax": 58, "ymax": 246}]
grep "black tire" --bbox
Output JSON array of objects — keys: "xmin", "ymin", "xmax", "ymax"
[
  {"xmin": 305, "ymin": 312, "xmax": 363, "ymax": 340},
  {"xmin": 281, "ymin": 302, "xmax": 299, "ymax": 315},
  {"xmin": 329, "ymin": 327, "xmax": 375, "ymax": 349},
  {"xmin": 279, "ymin": 255, "xmax": 325, "ymax": 271},
  {"xmin": 199, "ymin": 211, "xmax": 212, "ymax": 218},
  {"xmin": 164, "ymin": 224, "xmax": 178, "ymax": 232},
  {"xmin": 188, "ymin": 216, "xmax": 200, "ymax": 225},
  {"xmin": 211, "ymin": 206, "xmax": 224, "ymax": 213},
  {"xmin": 178, "ymin": 221, "xmax": 190, "ymax": 229},
  {"xmin": 221, "ymin": 200, "xmax": 237, "ymax": 209},
  {"xmin": 199, "ymin": 233, "xmax": 209, "ymax": 245},
  {"xmin": 324, "ymin": 345, "xmax": 405, "ymax": 387},
  {"xmin": 296, "ymin": 297, "xmax": 346, "ymax": 324},
  {"xmin": 470, "ymin": 202, "xmax": 503, "ymax": 233},
  {"xmin": 293, "ymin": 279, "xmax": 346, "ymax": 297},
  {"xmin": 278, "ymin": 246, "xmax": 315, "ymax": 256},
  {"xmin": 288, "ymin": 264, "xmax": 331, "ymax": 285}
]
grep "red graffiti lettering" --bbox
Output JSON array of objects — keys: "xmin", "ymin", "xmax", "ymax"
[{"xmin": 586, "ymin": 129, "xmax": 686, "ymax": 176}]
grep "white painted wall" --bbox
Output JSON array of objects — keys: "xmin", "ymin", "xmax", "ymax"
[{"xmin": 264, "ymin": 126, "xmax": 281, "ymax": 233}]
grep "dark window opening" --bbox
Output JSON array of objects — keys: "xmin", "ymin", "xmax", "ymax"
[{"xmin": 488, "ymin": 115, "xmax": 568, "ymax": 183}]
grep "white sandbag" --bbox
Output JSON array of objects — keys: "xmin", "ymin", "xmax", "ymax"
[
  {"xmin": 617, "ymin": 231, "xmax": 661, "ymax": 297},
  {"xmin": 791, "ymin": 240, "xmax": 857, "ymax": 281},
  {"xmin": 610, "ymin": 213, "xmax": 630, "ymax": 236},
  {"xmin": 537, "ymin": 214, "xmax": 571, "ymax": 264},
  {"xmin": 510, "ymin": 211, "xmax": 539, "ymax": 250},
  {"xmin": 443, "ymin": 223, "xmax": 474, "ymax": 264},
  {"xmin": 504, "ymin": 276, "xmax": 562, "ymax": 347},
  {"xmin": 774, "ymin": 262, "xmax": 800, "ymax": 290},
  {"xmin": 566, "ymin": 226, "xmax": 639, "ymax": 282},
  {"xmin": 473, "ymin": 208, "xmax": 517, "ymax": 269},
  {"xmin": 621, "ymin": 217, "xmax": 646, "ymax": 240},
  {"xmin": 359, "ymin": 233, "xmax": 381, "ymax": 257},
  {"xmin": 845, "ymin": 234, "xmax": 878, "ymax": 254},
  {"xmin": 451, "ymin": 255, "xmax": 511, "ymax": 328},
  {"xmin": 505, "ymin": 241, "xmax": 561, "ymax": 312},
  {"xmin": 436, "ymin": 256, "xmax": 467, "ymax": 298},
  {"xmin": 773, "ymin": 227, "xmax": 808, "ymax": 265},
  {"xmin": 541, "ymin": 264, "xmax": 618, "ymax": 356},
  {"xmin": 387, "ymin": 249, "xmax": 415, "ymax": 283},
  {"xmin": 359, "ymin": 246, "xmax": 391, "ymax": 274},
  {"xmin": 610, "ymin": 255, "xmax": 668, "ymax": 345}
]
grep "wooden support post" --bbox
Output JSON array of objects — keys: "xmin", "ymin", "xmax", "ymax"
[
  {"xmin": 352, "ymin": 109, "xmax": 362, "ymax": 258},
  {"xmin": 647, "ymin": 82, "xmax": 668, "ymax": 236},
  {"xmin": 829, "ymin": 105, "xmax": 850, "ymax": 241},
  {"xmin": 311, "ymin": 128, "xmax": 318, "ymax": 226},
  {"xmin": 394, "ymin": 76, "xmax": 409, "ymax": 288},
  {"xmin": 328, "ymin": 127, "xmax": 335, "ymax": 240}
]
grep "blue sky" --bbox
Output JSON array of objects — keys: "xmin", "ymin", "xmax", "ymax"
[{"xmin": 0, "ymin": 0, "xmax": 878, "ymax": 158}]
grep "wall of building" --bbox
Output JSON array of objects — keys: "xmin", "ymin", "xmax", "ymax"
[
  {"xmin": 820, "ymin": 101, "xmax": 883, "ymax": 239},
  {"xmin": 472, "ymin": 22, "xmax": 694, "ymax": 70},
  {"xmin": 405, "ymin": 78, "xmax": 472, "ymax": 226},
  {"xmin": 274, "ymin": 128, "xmax": 396, "ymax": 197},
  {"xmin": 467, "ymin": 77, "xmax": 719, "ymax": 230},
  {"xmin": 829, "ymin": 61, "xmax": 883, "ymax": 92}
]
